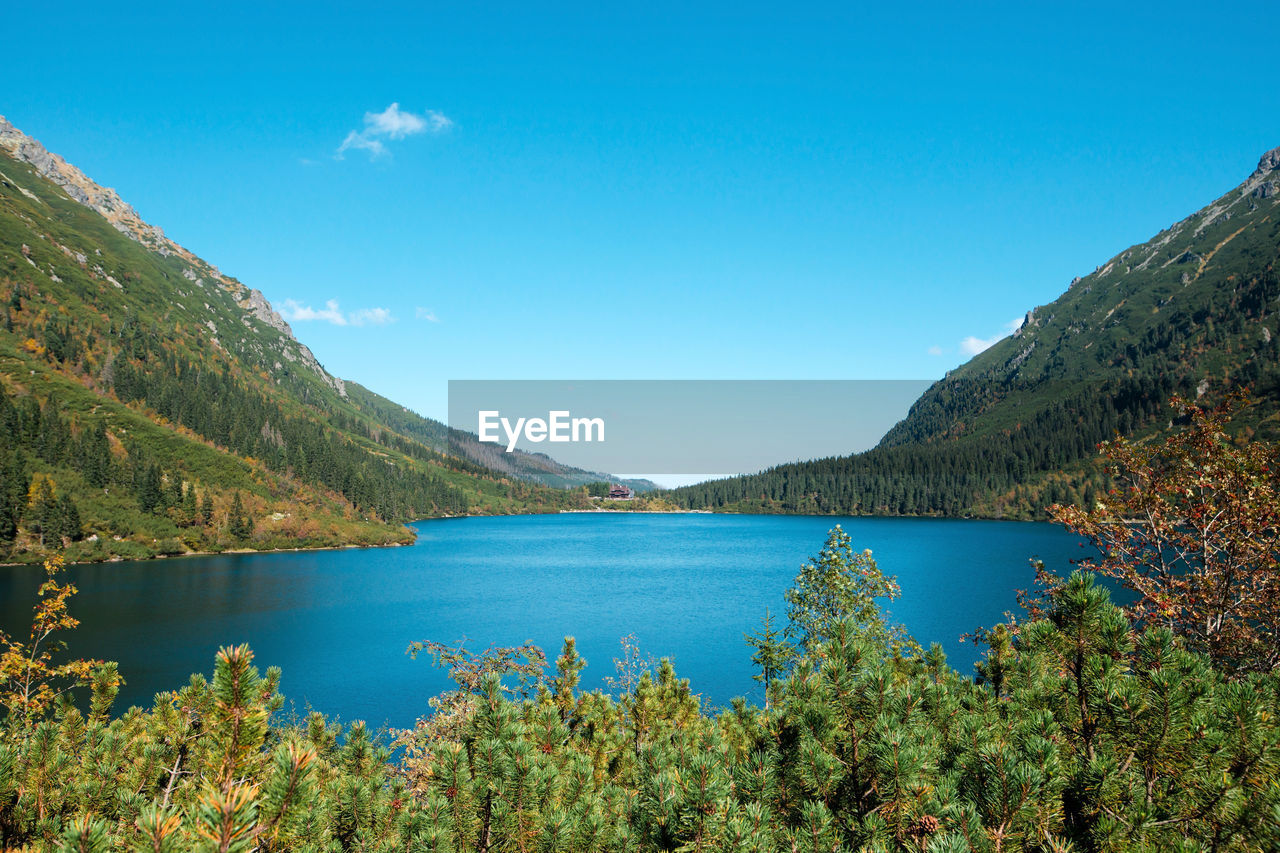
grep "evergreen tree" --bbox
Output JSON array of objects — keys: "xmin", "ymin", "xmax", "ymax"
[
  {"xmin": 229, "ymin": 492, "xmax": 253, "ymax": 540},
  {"xmin": 0, "ymin": 451, "xmax": 28, "ymax": 551},
  {"xmin": 55, "ymin": 493, "xmax": 80, "ymax": 543},
  {"xmin": 744, "ymin": 608, "xmax": 793, "ymax": 700},
  {"xmin": 135, "ymin": 462, "xmax": 162, "ymax": 514},
  {"xmin": 167, "ymin": 474, "xmax": 183, "ymax": 511},
  {"xmin": 26, "ymin": 477, "xmax": 59, "ymax": 548},
  {"xmin": 181, "ymin": 482, "xmax": 197, "ymax": 525},
  {"xmin": 783, "ymin": 525, "xmax": 915, "ymax": 656},
  {"xmin": 79, "ymin": 423, "xmax": 111, "ymax": 489}
]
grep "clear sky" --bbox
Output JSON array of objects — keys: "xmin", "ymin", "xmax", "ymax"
[{"xmin": 5, "ymin": 2, "xmax": 1278, "ymax": 420}]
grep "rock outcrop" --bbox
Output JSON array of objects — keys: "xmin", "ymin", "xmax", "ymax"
[
  {"xmin": 1256, "ymin": 146, "xmax": 1280, "ymax": 175},
  {"xmin": 1005, "ymin": 144, "xmax": 1280, "ymax": 336},
  {"xmin": 0, "ymin": 114, "xmax": 347, "ymax": 398},
  {"xmin": 0, "ymin": 115, "xmax": 170, "ymax": 251}
]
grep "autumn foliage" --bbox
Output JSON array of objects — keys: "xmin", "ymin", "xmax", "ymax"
[
  {"xmin": 0, "ymin": 555, "xmax": 99, "ymax": 725},
  {"xmin": 1051, "ymin": 395, "xmax": 1280, "ymax": 673}
]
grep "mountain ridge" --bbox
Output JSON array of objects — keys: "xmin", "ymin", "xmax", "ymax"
[
  {"xmin": 670, "ymin": 143, "xmax": 1280, "ymax": 517},
  {"xmin": 0, "ymin": 116, "xmax": 644, "ymax": 562},
  {"xmin": 0, "ymin": 114, "xmax": 350, "ymax": 398}
]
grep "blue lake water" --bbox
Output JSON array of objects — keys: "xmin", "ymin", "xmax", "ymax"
[{"xmin": 0, "ymin": 514, "xmax": 1087, "ymax": 729}]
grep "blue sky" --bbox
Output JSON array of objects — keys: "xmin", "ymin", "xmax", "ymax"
[{"xmin": 5, "ymin": 2, "xmax": 1279, "ymax": 420}]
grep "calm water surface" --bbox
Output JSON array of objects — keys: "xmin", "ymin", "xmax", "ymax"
[{"xmin": 0, "ymin": 514, "xmax": 1086, "ymax": 728}]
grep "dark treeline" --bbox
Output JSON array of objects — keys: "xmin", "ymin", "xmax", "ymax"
[
  {"xmin": 669, "ymin": 249, "xmax": 1280, "ymax": 519},
  {"xmin": 108, "ymin": 323, "xmax": 471, "ymax": 521},
  {"xmin": 0, "ymin": 384, "xmax": 236, "ymax": 553},
  {"xmin": 0, "ymin": 391, "xmax": 96, "ymax": 553},
  {"xmin": 665, "ymin": 377, "xmax": 1180, "ymax": 517},
  {"xmin": 2, "ymin": 269, "xmax": 593, "ymax": 560}
]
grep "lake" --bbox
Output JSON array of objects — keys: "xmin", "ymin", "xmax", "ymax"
[{"xmin": 0, "ymin": 514, "xmax": 1087, "ymax": 729}]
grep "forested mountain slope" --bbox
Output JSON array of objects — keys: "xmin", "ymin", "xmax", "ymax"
[
  {"xmin": 670, "ymin": 146, "xmax": 1280, "ymax": 518},
  {"xmin": 0, "ymin": 116, "xmax": 609, "ymax": 562}
]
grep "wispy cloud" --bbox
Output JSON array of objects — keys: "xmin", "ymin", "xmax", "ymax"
[
  {"xmin": 927, "ymin": 345, "xmax": 943, "ymax": 356},
  {"xmin": 281, "ymin": 299, "xmax": 345, "ymax": 324},
  {"xmin": 336, "ymin": 103, "xmax": 453, "ymax": 160},
  {"xmin": 415, "ymin": 307, "xmax": 440, "ymax": 323},
  {"xmin": 959, "ymin": 317, "xmax": 1023, "ymax": 356},
  {"xmin": 281, "ymin": 299, "xmax": 394, "ymax": 327},
  {"xmin": 350, "ymin": 307, "xmax": 394, "ymax": 326},
  {"xmin": 337, "ymin": 131, "xmax": 386, "ymax": 159}
]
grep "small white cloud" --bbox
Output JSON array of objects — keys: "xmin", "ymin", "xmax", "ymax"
[
  {"xmin": 365, "ymin": 103, "xmax": 452, "ymax": 137},
  {"xmin": 959, "ymin": 317, "xmax": 1023, "ymax": 356},
  {"xmin": 281, "ymin": 298, "xmax": 347, "ymax": 325},
  {"xmin": 927, "ymin": 345, "xmax": 943, "ymax": 356},
  {"xmin": 415, "ymin": 307, "xmax": 440, "ymax": 322},
  {"xmin": 337, "ymin": 131, "xmax": 386, "ymax": 159},
  {"xmin": 349, "ymin": 307, "xmax": 394, "ymax": 326},
  {"xmin": 281, "ymin": 299, "xmax": 393, "ymax": 327},
  {"xmin": 336, "ymin": 102, "xmax": 452, "ymax": 160}
]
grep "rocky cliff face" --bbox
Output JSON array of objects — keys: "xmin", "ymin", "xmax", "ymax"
[
  {"xmin": 0, "ymin": 115, "xmax": 171, "ymax": 251},
  {"xmin": 0, "ymin": 114, "xmax": 345, "ymax": 397}
]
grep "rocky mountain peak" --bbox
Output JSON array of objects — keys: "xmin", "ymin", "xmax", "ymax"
[
  {"xmin": 0, "ymin": 115, "xmax": 172, "ymax": 252},
  {"xmin": 1257, "ymin": 145, "xmax": 1280, "ymax": 175},
  {"xmin": 0, "ymin": 114, "xmax": 346, "ymax": 397}
]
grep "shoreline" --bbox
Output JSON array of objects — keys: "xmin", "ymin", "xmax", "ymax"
[
  {"xmin": 0, "ymin": 536, "xmax": 417, "ymax": 569},
  {"xmin": 2, "ymin": 509, "xmax": 1048, "ymax": 568},
  {"xmin": 559, "ymin": 508, "xmax": 712, "ymax": 514}
]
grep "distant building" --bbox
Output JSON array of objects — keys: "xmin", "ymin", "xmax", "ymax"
[{"xmin": 608, "ymin": 484, "xmax": 634, "ymax": 500}]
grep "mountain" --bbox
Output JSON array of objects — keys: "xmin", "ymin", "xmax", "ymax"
[
  {"xmin": 0, "ymin": 116, "xmax": 632, "ymax": 563},
  {"xmin": 670, "ymin": 145, "xmax": 1280, "ymax": 518}
]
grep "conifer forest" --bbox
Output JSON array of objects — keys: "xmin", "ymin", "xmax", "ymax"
[{"xmin": 2, "ymin": 401, "xmax": 1278, "ymax": 852}]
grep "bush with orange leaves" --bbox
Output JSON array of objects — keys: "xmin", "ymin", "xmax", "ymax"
[
  {"xmin": 1051, "ymin": 394, "xmax": 1280, "ymax": 674},
  {"xmin": 0, "ymin": 554, "xmax": 100, "ymax": 730}
]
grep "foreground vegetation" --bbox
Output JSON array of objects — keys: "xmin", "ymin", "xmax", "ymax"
[
  {"xmin": 1, "ymin": 559, "xmax": 1276, "ymax": 851},
  {"xmin": 1, "ymin": 401, "xmax": 1277, "ymax": 851}
]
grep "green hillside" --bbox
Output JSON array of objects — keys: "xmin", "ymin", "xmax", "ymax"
[
  {"xmin": 670, "ymin": 146, "xmax": 1280, "ymax": 518},
  {"xmin": 0, "ymin": 116, "xmax": 605, "ymax": 563}
]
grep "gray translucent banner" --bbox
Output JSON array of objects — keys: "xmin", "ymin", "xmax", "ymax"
[{"xmin": 448, "ymin": 380, "xmax": 933, "ymax": 478}]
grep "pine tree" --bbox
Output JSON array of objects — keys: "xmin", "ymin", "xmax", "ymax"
[
  {"xmin": 136, "ymin": 462, "xmax": 162, "ymax": 514},
  {"xmin": 166, "ymin": 475, "xmax": 183, "ymax": 512},
  {"xmin": 26, "ymin": 477, "xmax": 59, "ymax": 548},
  {"xmin": 55, "ymin": 493, "xmax": 80, "ymax": 543},
  {"xmin": 79, "ymin": 423, "xmax": 110, "ymax": 489},
  {"xmin": 0, "ymin": 451, "xmax": 28, "ymax": 551},
  {"xmin": 180, "ymin": 482, "xmax": 196, "ymax": 525},
  {"xmin": 783, "ymin": 525, "xmax": 915, "ymax": 656},
  {"xmin": 228, "ymin": 492, "xmax": 253, "ymax": 540},
  {"xmin": 744, "ymin": 608, "xmax": 793, "ymax": 700}
]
